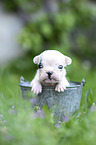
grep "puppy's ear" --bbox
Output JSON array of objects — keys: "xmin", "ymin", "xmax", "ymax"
[
  {"xmin": 33, "ymin": 55, "xmax": 40, "ymax": 64},
  {"xmin": 65, "ymin": 56, "xmax": 72, "ymax": 66}
]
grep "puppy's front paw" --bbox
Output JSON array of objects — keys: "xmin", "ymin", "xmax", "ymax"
[
  {"xmin": 30, "ymin": 80, "xmax": 42, "ymax": 95},
  {"xmin": 55, "ymin": 83, "xmax": 66, "ymax": 93}
]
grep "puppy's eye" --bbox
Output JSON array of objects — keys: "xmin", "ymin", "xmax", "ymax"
[
  {"xmin": 58, "ymin": 65, "xmax": 63, "ymax": 69},
  {"xmin": 38, "ymin": 63, "xmax": 43, "ymax": 69}
]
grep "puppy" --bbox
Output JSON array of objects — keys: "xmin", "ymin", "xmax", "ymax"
[{"xmin": 30, "ymin": 50, "xmax": 72, "ymax": 94}]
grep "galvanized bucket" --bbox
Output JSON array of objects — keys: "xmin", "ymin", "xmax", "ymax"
[{"xmin": 19, "ymin": 76, "xmax": 86, "ymax": 121}]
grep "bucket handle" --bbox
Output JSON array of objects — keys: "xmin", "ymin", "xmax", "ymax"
[
  {"xmin": 20, "ymin": 76, "xmax": 28, "ymax": 83},
  {"xmin": 81, "ymin": 78, "xmax": 86, "ymax": 86}
]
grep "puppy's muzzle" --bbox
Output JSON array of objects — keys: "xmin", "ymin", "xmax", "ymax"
[{"xmin": 47, "ymin": 71, "xmax": 53, "ymax": 80}]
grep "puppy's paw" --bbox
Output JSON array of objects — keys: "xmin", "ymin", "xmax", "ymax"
[
  {"xmin": 55, "ymin": 83, "xmax": 66, "ymax": 93},
  {"xmin": 30, "ymin": 80, "xmax": 42, "ymax": 95}
]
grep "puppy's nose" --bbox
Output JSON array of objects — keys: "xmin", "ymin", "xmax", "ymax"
[
  {"xmin": 47, "ymin": 71, "xmax": 53, "ymax": 79},
  {"xmin": 47, "ymin": 71, "xmax": 53, "ymax": 76}
]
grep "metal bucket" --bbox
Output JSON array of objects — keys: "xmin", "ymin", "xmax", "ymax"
[{"xmin": 19, "ymin": 76, "xmax": 86, "ymax": 121}]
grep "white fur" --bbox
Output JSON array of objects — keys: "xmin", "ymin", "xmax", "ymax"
[{"xmin": 30, "ymin": 50, "xmax": 72, "ymax": 94}]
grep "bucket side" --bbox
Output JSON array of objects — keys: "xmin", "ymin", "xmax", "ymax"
[{"xmin": 37, "ymin": 84, "xmax": 82, "ymax": 120}]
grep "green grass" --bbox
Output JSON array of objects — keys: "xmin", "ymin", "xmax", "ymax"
[{"xmin": 0, "ymin": 59, "xmax": 96, "ymax": 145}]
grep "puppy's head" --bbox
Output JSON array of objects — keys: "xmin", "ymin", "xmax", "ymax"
[{"xmin": 33, "ymin": 50, "xmax": 72, "ymax": 86}]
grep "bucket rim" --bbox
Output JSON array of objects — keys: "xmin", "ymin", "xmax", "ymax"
[
  {"xmin": 19, "ymin": 81, "xmax": 81, "ymax": 89},
  {"xmin": 19, "ymin": 76, "xmax": 85, "ymax": 89}
]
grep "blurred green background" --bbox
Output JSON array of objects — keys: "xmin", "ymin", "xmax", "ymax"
[{"xmin": 0, "ymin": 0, "xmax": 96, "ymax": 145}]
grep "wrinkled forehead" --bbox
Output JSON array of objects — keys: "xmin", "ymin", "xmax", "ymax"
[{"xmin": 40, "ymin": 52, "xmax": 65, "ymax": 65}]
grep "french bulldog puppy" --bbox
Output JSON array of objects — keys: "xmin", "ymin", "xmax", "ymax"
[{"xmin": 30, "ymin": 50, "xmax": 72, "ymax": 94}]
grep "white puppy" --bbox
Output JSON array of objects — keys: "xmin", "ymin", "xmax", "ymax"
[{"xmin": 30, "ymin": 50, "xmax": 72, "ymax": 94}]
